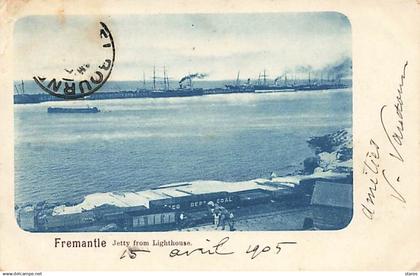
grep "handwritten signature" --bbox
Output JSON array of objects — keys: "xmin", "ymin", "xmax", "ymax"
[
  {"xmin": 361, "ymin": 61, "xmax": 408, "ymax": 220},
  {"xmin": 120, "ymin": 236, "xmax": 297, "ymax": 260}
]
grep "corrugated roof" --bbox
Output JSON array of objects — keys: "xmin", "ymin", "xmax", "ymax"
[{"xmin": 310, "ymin": 181, "xmax": 352, "ymax": 208}]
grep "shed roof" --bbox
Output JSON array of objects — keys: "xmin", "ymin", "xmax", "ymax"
[{"xmin": 310, "ymin": 181, "xmax": 352, "ymax": 208}]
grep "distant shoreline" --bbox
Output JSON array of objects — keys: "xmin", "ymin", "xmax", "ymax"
[{"xmin": 14, "ymin": 85, "xmax": 352, "ymax": 105}]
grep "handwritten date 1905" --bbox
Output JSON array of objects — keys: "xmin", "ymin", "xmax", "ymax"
[
  {"xmin": 169, "ymin": 237, "xmax": 297, "ymax": 259},
  {"xmin": 245, "ymin": 241, "xmax": 297, "ymax": 260}
]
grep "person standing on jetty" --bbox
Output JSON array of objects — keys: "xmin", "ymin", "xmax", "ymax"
[
  {"xmin": 214, "ymin": 211, "xmax": 220, "ymax": 228},
  {"xmin": 228, "ymin": 212, "xmax": 235, "ymax": 231},
  {"xmin": 207, "ymin": 201, "xmax": 223, "ymax": 228},
  {"xmin": 207, "ymin": 201, "xmax": 217, "ymax": 227},
  {"xmin": 178, "ymin": 212, "xmax": 186, "ymax": 230},
  {"xmin": 219, "ymin": 206, "xmax": 230, "ymax": 230},
  {"xmin": 207, "ymin": 201, "xmax": 231, "ymax": 230}
]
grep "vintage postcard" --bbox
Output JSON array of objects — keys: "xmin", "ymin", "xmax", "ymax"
[{"xmin": 0, "ymin": 0, "xmax": 419, "ymax": 271}]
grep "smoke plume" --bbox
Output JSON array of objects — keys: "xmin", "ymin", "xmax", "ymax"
[{"xmin": 179, "ymin": 73, "xmax": 208, "ymax": 84}]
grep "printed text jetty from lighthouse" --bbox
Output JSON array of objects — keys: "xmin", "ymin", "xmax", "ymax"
[{"xmin": 33, "ymin": 22, "xmax": 115, "ymax": 99}]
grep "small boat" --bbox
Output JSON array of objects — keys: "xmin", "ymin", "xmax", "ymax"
[{"xmin": 47, "ymin": 106, "xmax": 100, "ymax": 113}]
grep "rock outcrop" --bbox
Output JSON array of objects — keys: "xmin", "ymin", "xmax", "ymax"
[{"xmin": 303, "ymin": 129, "xmax": 352, "ymax": 174}]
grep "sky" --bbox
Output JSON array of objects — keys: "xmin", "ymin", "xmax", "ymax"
[{"xmin": 14, "ymin": 12, "xmax": 351, "ymax": 81}]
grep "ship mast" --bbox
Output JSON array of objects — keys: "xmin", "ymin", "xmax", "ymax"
[
  {"xmin": 163, "ymin": 65, "xmax": 169, "ymax": 91},
  {"xmin": 143, "ymin": 72, "xmax": 146, "ymax": 89},
  {"xmin": 15, "ymin": 80, "xmax": 25, "ymax": 95},
  {"xmin": 263, "ymin": 69, "xmax": 267, "ymax": 86},
  {"xmin": 236, "ymin": 71, "xmax": 240, "ymax": 86},
  {"xmin": 153, "ymin": 66, "xmax": 156, "ymax": 90},
  {"xmin": 163, "ymin": 66, "xmax": 166, "ymax": 90},
  {"xmin": 14, "ymin": 84, "xmax": 20, "ymax": 95}
]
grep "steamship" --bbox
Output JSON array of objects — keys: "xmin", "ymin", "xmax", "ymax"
[{"xmin": 47, "ymin": 106, "xmax": 100, "ymax": 113}]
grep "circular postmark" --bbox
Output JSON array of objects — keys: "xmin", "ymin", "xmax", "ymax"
[{"xmin": 33, "ymin": 22, "xmax": 115, "ymax": 99}]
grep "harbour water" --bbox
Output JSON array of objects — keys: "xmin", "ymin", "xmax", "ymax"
[{"xmin": 14, "ymin": 89, "xmax": 352, "ymax": 206}]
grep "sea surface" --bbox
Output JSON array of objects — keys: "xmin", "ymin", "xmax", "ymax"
[{"xmin": 14, "ymin": 89, "xmax": 352, "ymax": 206}]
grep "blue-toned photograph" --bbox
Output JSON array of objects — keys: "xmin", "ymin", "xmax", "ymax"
[{"xmin": 14, "ymin": 12, "xmax": 352, "ymax": 232}]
